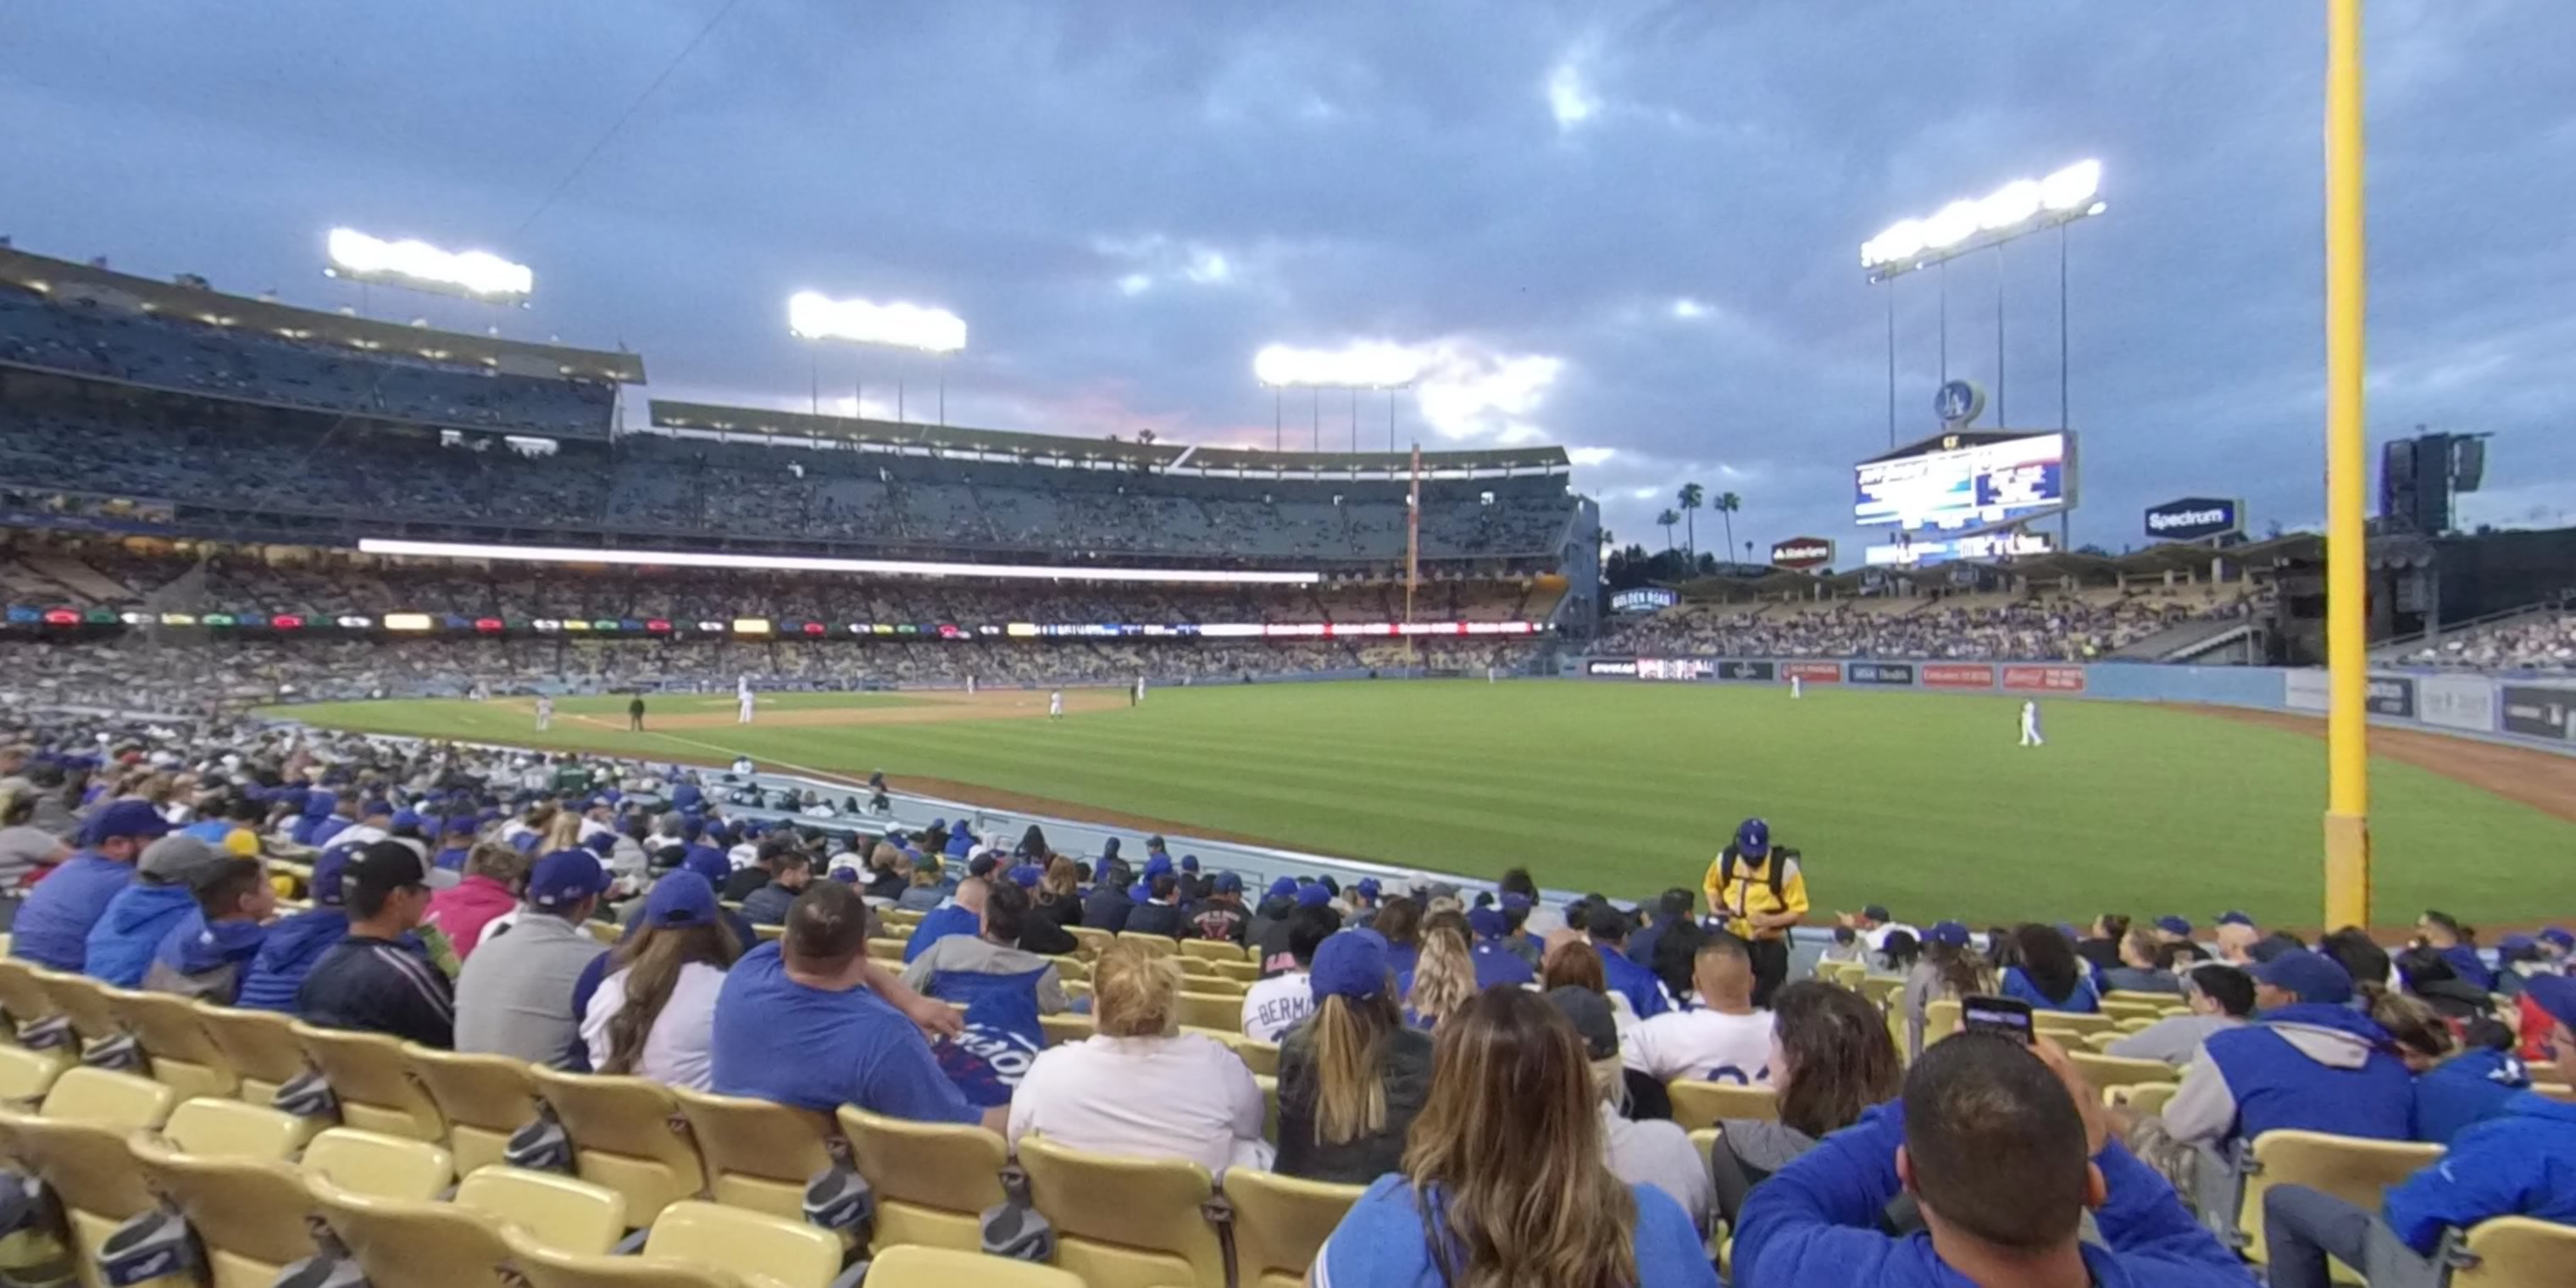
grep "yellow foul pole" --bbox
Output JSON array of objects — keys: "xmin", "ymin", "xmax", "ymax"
[{"xmin": 2323, "ymin": 0, "xmax": 2372, "ymax": 929}]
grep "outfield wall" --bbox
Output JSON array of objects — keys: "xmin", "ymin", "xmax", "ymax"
[{"xmin": 1562, "ymin": 657, "xmax": 2576, "ymax": 756}]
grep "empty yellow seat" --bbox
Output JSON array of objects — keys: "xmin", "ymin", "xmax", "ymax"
[
  {"xmin": 2235, "ymin": 1130, "xmax": 2441, "ymax": 1267},
  {"xmin": 291, "ymin": 1022, "xmax": 447, "ymax": 1141},
  {"xmin": 27, "ymin": 969, "xmax": 122, "ymax": 1049},
  {"xmin": 2450, "ymin": 1215, "xmax": 2576, "ymax": 1288},
  {"xmin": 640, "ymin": 1200, "xmax": 841, "ymax": 1286},
  {"xmin": 1113, "ymin": 933, "xmax": 1176, "ymax": 959},
  {"xmin": 2068, "ymin": 1052, "xmax": 2180, "ymax": 1091},
  {"xmin": 1178, "ymin": 941, "xmax": 1245, "ymax": 963},
  {"xmin": 102, "ymin": 988, "xmax": 239, "ymax": 1102},
  {"xmin": 837, "ymin": 1104, "xmax": 1006, "ymax": 1253},
  {"xmin": 670, "ymin": 1086, "xmax": 837, "ymax": 1220},
  {"xmin": 529, "ymin": 1067, "xmax": 708, "ymax": 1228},
  {"xmin": 1038, "ymin": 1013, "xmax": 1094, "ymax": 1047},
  {"xmin": 2032, "ymin": 1010, "xmax": 2118, "ymax": 1035},
  {"xmin": 1174, "ymin": 992, "xmax": 1241, "ymax": 1032},
  {"xmin": 403, "ymin": 1045, "xmax": 542, "ymax": 1175},
  {"xmin": 305, "ymin": 1164, "xmax": 626, "ymax": 1288},
  {"xmin": 153, "ymin": 1096, "xmax": 312, "ymax": 1159},
  {"xmin": 1236, "ymin": 1039, "xmax": 1280, "ymax": 1078},
  {"xmin": 2114, "ymin": 1082, "xmax": 2179, "ymax": 1117},
  {"xmin": 1212, "ymin": 959, "xmax": 1261, "ymax": 983},
  {"xmin": 865, "ymin": 1244, "xmax": 1085, "ymax": 1286},
  {"xmin": 1016, "ymin": 1133, "xmax": 1226, "ymax": 1288},
  {"xmin": 0, "ymin": 1069, "xmax": 175, "ymax": 1283},
  {"xmin": 191, "ymin": 1002, "xmax": 308, "ymax": 1107},
  {"xmin": 1667, "ymin": 1080, "xmax": 1779, "ymax": 1130},
  {"xmin": 0, "ymin": 1041, "xmax": 72, "ymax": 1102},
  {"xmin": 1224, "ymin": 1168, "xmax": 1366, "ymax": 1288},
  {"xmin": 302, "ymin": 1128, "xmax": 458, "ymax": 1201},
  {"xmin": 0, "ymin": 957, "xmax": 61, "ymax": 1032}
]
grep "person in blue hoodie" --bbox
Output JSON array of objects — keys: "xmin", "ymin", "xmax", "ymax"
[
  {"xmin": 1998, "ymin": 923, "xmax": 2102, "ymax": 1014},
  {"xmin": 2414, "ymin": 909, "xmax": 2496, "ymax": 992},
  {"xmin": 2409, "ymin": 1019, "xmax": 2532, "ymax": 1146},
  {"xmin": 234, "ymin": 845, "xmax": 357, "ymax": 1012},
  {"xmin": 10, "ymin": 800, "xmax": 169, "ymax": 970},
  {"xmin": 1733, "ymin": 1034, "xmax": 2253, "ymax": 1288},
  {"xmin": 2162, "ymin": 949, "xmax": 2412, "ymax": 1154},
  {"xmin": 2262, "ymin": 974, "xmax": 2576, "ymax": 1288},
  {"xmin": 431, "ymin": 817, "xmax": 477, "ymax": 873},
  {"xmin": 286, "ymin": 791, "xmax": 337, "ymax": 847},
  {"xmin": 142, "ymin": 856, "xmax": 275, "ymax": 1004},
  {"xmin": 84, "ymin": 833, "xmax": 231, "ymax": 986},
  {"xmin": 1586, "ymin": 902, "xmax": 1670, "ymax": 1021}
]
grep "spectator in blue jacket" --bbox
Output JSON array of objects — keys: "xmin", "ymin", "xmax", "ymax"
[
  {"xmin": 2410, "ymin": 1025, "xmax": 2532, "ymax": 1146},
  {"xmin": 9, "ymin": 800, "xmax": 169, "ymax": 970},
  {"xmin": 1999, "ymin": 924, "xmax": 2101, "ymax": 1014},
  {"xmin": 234, "ymin": 844, "xmax": 357, "ymax": 1012},
  {"xmin": 902, "ymin": 874, "xmax": 985, "ymax": 963},
  {"xmin": 2415, "ymin": 909, "xmax": 2496, "ymax": 992},
  {"xmin": 1588, "ymin": 902, "xmax": 1670, "ymax": 1021},
  {"xmin": 2162, "ymin": 949, "xmax": 2412, "ymax": 1153},
  {"xmin": 2262, "ymin": 974, "xmax": 2576, "ymax": 1288},
  {"xmin": 1464, "ymin": 907, "xmax": 1536, "ymax": 990},
  {"xmin": 84, "ymin": 833, "xmax": 229, "ymax": 986},
  {"xmin": 1734, "ymin": 1033, "xmax": 2251, "ymax": 1288},
  {"xmin": 142, "ymin": 857, "xmax": 276, "ymax": 1004},
  {"xmin": 1625, "ymin": 888, "xmax": 1696, "ymax": 969}
]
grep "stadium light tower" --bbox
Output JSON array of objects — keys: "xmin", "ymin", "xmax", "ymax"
[
  {"xmin": 788, "ymin": 291, "xmax": 969, "ymax": 425},
  {"xmin": 1253, "ymin": 343, "xmax": 1423, "ymax": 452},
  {"xmin": 1859, "ymin": 159, "xmax": 2106, "ymax": 447}
]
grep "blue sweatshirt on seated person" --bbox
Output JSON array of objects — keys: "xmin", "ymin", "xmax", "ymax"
[
  {"xmin": 2162, "ymin": 1002, "xmax": 2412, "ymax": 1150},
  {"xmin": 1313, "ymin": 1174, "xmax": 1716, "ymax": 1287},
  {"xmin": 2410, "ymin": 1046, "xmax": 2531, "ymax": 1145},
  {"xmin": 2001, "ymin": 966, "xmax": 2101, "ymax": 1014},
  {"xmin": 2382, "ymin": 1091, "xmax": 2576, "ymax": 1254},
  {"xmin": 1732, "ymin": 1102, "xmax": 2253, "ymax": 1288},
  {"xmin": 234, "ymin": 908, "xmax": 353, "ymax": 1012},
  {"xmin": 82, "ymin": 880, "xmax": 202, "ymax": 987}
]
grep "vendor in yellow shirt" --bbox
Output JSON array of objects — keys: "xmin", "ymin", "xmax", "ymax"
[{"xmin": 1702, "ymin": 816, "xmax": 1807, "ymax": 1007}]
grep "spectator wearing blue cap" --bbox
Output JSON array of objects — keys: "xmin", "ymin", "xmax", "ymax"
[
  {"xmin": 9, "ymin": 798, "xmax": 169, "ymax": 970},
  {"xmin": 83, "ymin": 833, "xmax": 230, "ymax": 987},
  {"xmin": 1344, "ymin": 877, "xmax": 1383, "ymax": 930},
  {"xmin": 1242, "ymin": 875, "xmax": 1297, "ymax": 963},
  {"xmin": 298, "ymin": 842, "xmax": 452, "ymax": 1048},
  {"xmin": 1124, "ymin": 871, "xmax": 1190, "ymax": 939},
  {"xmin": 902, "ymin": 874, "xmax": 986, "ymax": 964},
  {"xmin": 2106, "ymin": 963, "xmax": 2256, "ymax": 1066},
  {"xmin": 2263, "ymin": 974, "xmax": 2576, "ymax": 1288},
  {"xmin": 454, "ymin": 848, "xmax": 610, "ymax": 1064},
  {"xmin": 1276, "ymin": 927, "xmax": 1432, "ymax": 1184},
  {"xmin": 580, "ymin": 871, "xmax": 744, "ymax": 1091},
  {"xmin": 1705, "ymin": 817, "xmax": 1807, "ymax": 1008},
  {"xmin": 2151, "ymin": 914, "xmax": 2195, "ymax": 946},
  {"xmin": 431, "ymin": 817, "xmax": 478, "ymax": 873},
  {"xmin": 900, "ymin": 880, "xmax": 1068, "ymax": 1013},
  {"xmin": 233, "ymin": 842, "xmax": 359, "ymax": 1012},
  {"xmin": 1585, "ymin": 903, "xmax": 1671, "ymax": 1022},
  {"xmin": 2165, "ymin": 949, "xmax": 2412, "ymax": 1156},
  {"xmin": 1464, "ymin": 906, "xmax": 1537, "ymax": 991},
  {"xmin": 1900, "ymin": 922, "xmax": 1996, "ymax": 1060},
  {"xmin": 1187, "ymin": 871, "xmax": 1249, "ymax": 945}
]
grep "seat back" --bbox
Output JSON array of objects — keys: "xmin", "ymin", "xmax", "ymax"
[
  {"xmin": 1667, "ymin": 1080, "xmax": 1779, "ymax": 1130},
  {"xmin": 864, "ymin": 1244, "xmax": 1086, "ymax": 1287},
  {"xmin": 2235, "ymin": 1130, "xmax": 2441, "ymax": 1265},
  {"xmin": 1177, "ymin": 941, "xmax": 1242, "ymax": 963},
  {"xmin": 1212, "ymin": 960, "xmax": 1261, "ymax": 984},
  {"xmin": 2098, "ymin": 999, "xmax": 2166, "ymax": 1024},
  {"xmin": 529, "ymin": 1067, "xmax": 706, "ymax": 1225},
  {"xmin": 103, "ymin": 987, "xmax": 239, "ymax": 1100},
  {"xmin": 669, "ymin": 1086, "xmax": 836, "ymax": 1220},
  {"xmin": 1923, "ymin": 998, "xmax": 1961, "ymax": 1047},
  {"xmin": 29, "ymin": 968, "xmax": 123, "ymax": 1042},
  {"xmin": 1015, "ymin": 1133, "xmax": 1225, "ymax": 1288},
  {"xmin": 306, "ymin": 1177, "xmax": 519, "ymax": 1288},
  {"xmin": 456, "ymin": 1165, "xmax": 630, "ymax": 1255},
  {"xmin": 500, "ymin": 1227, "xmax": 733, "ymax": 1288},
  {"xmin": 41, "ymin": 1067, "xmax": 175, "ymax": 1129},
  {"xmin": 302, "ymin": 1128, "xmax": 456, "ymax": 1201},
  {"xmin": 291, "ymin": 1021, "xmax": 448, "ymax": 1141},
  {"xmin": 0, "ymin": 956, "xmax": 58, "ymax": 1029},
  {"xmin": 641, "ymin": 1201, "xmax": 841, "ymax": 1286},
  {"xmin": 1038, "ymin": 1013, "xmax": 1094, "ymax": 1047},
  {"xmin": 1237, "ymin": 1040, "xmax": 1280, "ymax": 1078},
  {"xmin": 2116, "ymin": 1082, "xmax": 2179, "ymax": 1118},
  {"xmin": 158, "ymin": 1096, "xmax": 310, "ymax": 1158},
  {"xmin": 1113, "ymin": 933, "xmax": 1175, "ymax": 959},
  {"xmin": 836, "ymin": 1104, "xmax": 1008, "ymax": 1252},
  {"xmin": 2032, "ymin": 1010, "xmax": 2117, "ymax": 1035},
  {"xmin": 2451, "ymin": 1215, "xmax": 2576, "ymax": 1288},
  {"xmin": 403, "ymin": 1045, "xmax": 541, "ymax": 1174},
  {"xmin": 1174, "ymin": 992, "xmax": 1241, "ymax": 1032},
  {"xmin": 1065, "ymin": 927, "xmax": 1113, "ymax": 958},
  {"xmin": 2067, "ymin": 1052, "xmax": 2180, "ymax": 1091},
  {"xmin": 125, "ymin": 1133, "xmax": 318, "ymax": 1279},
  {"xmin": 1224, "ymin": 1169, "xmax": 1365, "ymax": 1288},
  {"xmin": 0, "ymin": 1041, "xmax": 72, "ymax": 1102},
  {"xmin": 192, "ymin": 1002, "xmax": 310, "ymax": 1103}
]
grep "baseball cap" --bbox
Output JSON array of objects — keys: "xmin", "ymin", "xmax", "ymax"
[
  {"xmin": 1309, "ymin": 930, "xmax": 1392, "ymax": 1005},
  {"xmin": 1295, "ymin": 882, "xmax": 1333, "ymax": 909},
  {"xmin": 641, "ymin": 871, "xmax": 719, "ymax": 928},
  {"xmin": 528, "ymin": 850, "xmax": 612, "ymax": 913},
  {"xmin": 1927, "ymin": 920, "xmax": 1971, "ymax": 948},
  {"xmin": 2499, "ymin": 934, "xmax": 2540, "ymax": 963},
  {"xmin": 967, "ymin": 853, "xmax": 1002, "ymax": 880},
  {"xmin": 583, "ymin": 832, "xmax": 617, "ymax": 857},
  {"xmin": 1466, "ymin": 907, "xmax": 1506, "ymax": 941},
  {"xmin": 1266, "ymin": 876, "xmax": 1298, "ymax": 902},
  {"xmin": 1501, "ymin": 891, "xmax": 1532, "ymax": 913},
  {"xmin": 1355, "ymin": 878, "xmax": 1382, "ymax": 901},
  {"xmin": 680, "ymin": 848, "xmax": 729, "ymax": 886},
  {"xmin": 359, "ymin": 800, "xmax": 392, "ymax": 820},
  {"xmin": 2250, "ymin": 948, "xmax": 2355, "ymax": 1006},
  {"xmin": 2217, "ymin": 910, "xmax": 2257, "ymax": 928},
  {"xmin": 137, "ymin": 834, "xmax": 226, "ymax": 886},
  {"xmin": 1735, "ymin": 818, "xmax": 1771, "ymax": 858},
  {"xmin": 342, "ymin": 841, "xmax": 427, "ymax": 905},
  {"xmin": 2523, "ymin": 975, "xmax": 2576, "ymax": 1031},
  {"xmin": 1546, "ymin": 986, "xmax": 1619, "ymax": 1060},
  {"xmin": 390, "ymin": 809, "xmax": 423, "ymax": 832},
  {"xmin": 2155, "ymin": 915, "xmax": 2194, "ymax": 937},
  {"xmin": 2541, "ymin": 928, "xmax": 2574, "ymax": 952},
  {"xmin": 83, "ymin": 800, "xmax": 173, "ymax": 847},
  {"xmin": 1180, "ymin": 855, "xmax": 1200, "ymax": 873},
  {"xmin": 1861, "ymin": 904, "xmax": 1891, "ymax": 924},
  {"xmin": 1213, "ymin": 872, "xmax": 1242, "ymax": 895},
  {"xmin": 1009, "ymin": 864, "xmax": 1041, "ymax": 889},
  {"xmin": 442, "ymin": 817, "xmax": 478, "ymax": 837}
]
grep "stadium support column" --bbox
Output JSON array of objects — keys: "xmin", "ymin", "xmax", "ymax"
[{"xmin": 2322, "ymin": 0, "xmax": 2372, "ymax": 928}]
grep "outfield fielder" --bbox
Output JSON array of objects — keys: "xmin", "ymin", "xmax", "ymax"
[
  {"xmin": 2020, "ymin": 699, "xmax": 2046, "ymax": 747},
  {"xmin": 1790, "ymin": 675, "xmax": 1803, "ymax": 700},
  {"xmin": 535, "ymin": 694, "xmax": 553, "ymax": 731},
  {"xmin": 736, "ymin": 675, "xmax": 756, "ymax": 725},
  {"xmin": 1049, "ymin": 690, "xmax": 1064, "ymax": 720}
]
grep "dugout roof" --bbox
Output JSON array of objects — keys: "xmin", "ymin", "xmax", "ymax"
[{"xmin": 0, "ymin": 246, "xmax": 644, "ymax": 383}]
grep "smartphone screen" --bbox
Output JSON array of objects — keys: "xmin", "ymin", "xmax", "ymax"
[{"xmin": 1961, "ymin": 994, "xmax": 2035, "ymax": 1044}]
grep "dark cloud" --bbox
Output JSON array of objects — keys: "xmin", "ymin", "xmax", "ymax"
[{"xmin": 5, "ymin": 1, "xmax": 2569, "ymax": 551}]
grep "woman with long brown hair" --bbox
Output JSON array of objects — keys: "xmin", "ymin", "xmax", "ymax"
[
  {"xmin": 1708, "ymin": 980, "xmax": 1907, "ymax": 1235},
  {"xmin": 1311, "ymin": 987, "xmax": 1718, "ymax": 1287},
  {"xmin": 579, "ymin": 871, "xmax": 742, "ymax": 1090},
  {"xmin": 1278, "ymin": 930, "xmax": 1434, "ymax": 1184}
]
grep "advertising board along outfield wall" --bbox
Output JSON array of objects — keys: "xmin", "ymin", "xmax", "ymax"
[{"xmin": 1570, "ymin": 657, "xmax": 2576, "ymax": 757}]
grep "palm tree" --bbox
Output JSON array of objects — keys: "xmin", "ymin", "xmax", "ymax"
[
  {"xmin": 1677, "ymin": 483, "xmax": 1705, "ymax": 559},
  {"xmin": 1656, "ymin": 508, "xmax": 1680, "ymax": 552},
  {"xmin": 1715, "ymin": 491, "xmax": 1741, "ymax": 564}
]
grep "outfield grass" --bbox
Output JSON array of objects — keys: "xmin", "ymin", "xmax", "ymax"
[{"xmin": 268, "ymin": 682, "xmax": 2576, "ymax": 926}]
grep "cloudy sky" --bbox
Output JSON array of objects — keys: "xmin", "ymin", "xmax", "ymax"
[{"xmin": 6, "ymin": 1, "xmax": 2569, "ymax": 555}]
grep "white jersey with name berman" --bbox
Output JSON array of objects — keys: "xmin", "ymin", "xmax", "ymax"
[{"xmin": 1241, "ymin": 970, "xmax": 1318, "ymax": 1044}]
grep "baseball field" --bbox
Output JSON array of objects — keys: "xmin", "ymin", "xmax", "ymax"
[{"xmin": 265, "ymin": 681, "xmax": 2576, "ymax": 929}]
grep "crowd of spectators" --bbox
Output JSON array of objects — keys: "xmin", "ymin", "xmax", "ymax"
[
  {"xmin": 0, "ymin": 287, "xmax": 615, "ymax": 437},
  {"xmin": 1599, "ymin": 586, "xmax": 2269, "ymax": 662},
  {"xmin": 2396, "ymin": 611, "xmax": 2576, "ymax": 673},
  {"xmin": 0, "ymin": 686, "xmax": 2567, "ymax": 1285}
]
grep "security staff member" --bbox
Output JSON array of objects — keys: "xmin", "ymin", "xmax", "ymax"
[{"xmin": 1704, "ymin": 817, "xmax": 1807, "ymax": 1008}]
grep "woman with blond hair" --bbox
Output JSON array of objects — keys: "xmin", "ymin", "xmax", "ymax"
[
  {"xmin": 1312, "ymin": 988, "xmax": 1717, "ymax": 1287},
  {"xmin": 1278, "ymin": 930, "xmax": 1433, "ymax": 1183},
  {"xmin": 1007, "ymin": 940, "xmax": 1271, "ymax": 1175},
  {"xmin": 1401, "ymin": 913, "xmax": 1477, "ymax": 1030}
]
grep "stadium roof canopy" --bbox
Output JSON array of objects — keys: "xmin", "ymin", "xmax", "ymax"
[
  {"xmin": 649, "ymin": 399, "xmax": 1571, "ymax": 479},
  {"xmin": 0, "ymin": 245, "xmax": 644, "ymax": 383}
]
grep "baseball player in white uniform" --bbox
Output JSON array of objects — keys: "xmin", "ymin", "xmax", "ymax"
[
  {"xmin": 736, "ymin": 676, "xmax": 756, "ymax": 724},
  {"xmin": 535, "ymin": 694, "xmax": 553, "ymax": 731},
  {"xmin": 2020, "ymin": 699, "xmax": 2045, "ymax": 747},
  {"xmin": 1790, "ymin": 675, "xmax": 1803, "ymax": 700},
  {"xmin": 1049, "ymin": 690, "xmax": 1064, "ymax": 720}
]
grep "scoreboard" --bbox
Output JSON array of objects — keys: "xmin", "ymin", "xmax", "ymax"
[{"xmin": 1853, "ymin": 432, "xmax": 2073, "ymax": 531}]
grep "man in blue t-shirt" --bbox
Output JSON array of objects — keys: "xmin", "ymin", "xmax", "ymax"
[
  {"xmin": 11, "ymin": 801, "xmax": 169, "ymax": 970},
  {"xmin": 711, "ymin": 880, "xmax": 999, "ymax": 1131},
  {"xmin": 1587, "ymin": 902, "xmax": 1669, "ymax": 1020}
]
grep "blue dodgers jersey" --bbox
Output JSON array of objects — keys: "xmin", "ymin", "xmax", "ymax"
[{"xmin": 932, "ymin": 987, "xmax": 1045, "ymax": 1107}]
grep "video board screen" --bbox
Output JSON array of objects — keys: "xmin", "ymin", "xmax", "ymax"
[{"xmin": 1854, "ymin": 433, "xmax": 2069, "ymax": 530}]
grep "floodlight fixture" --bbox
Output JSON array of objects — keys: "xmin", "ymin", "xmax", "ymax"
[
  {"xmin": 1859, "ymin": 159, "xmax": 2106, "ymax": 279},
  {"xmin": 1253, "ymin": 342, "xmax": 1424, "ymax": 389},
  {"xmin": 325, "ymin": 228, "xmax": 533, "ymax": 303},
  {"xmin": 788, "ymin": 291, "xmax": 968, "ymax": 353}
]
